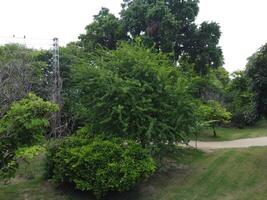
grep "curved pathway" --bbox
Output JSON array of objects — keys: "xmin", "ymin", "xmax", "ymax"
[{"xmin": 188, "ymin": 137, "xmax": 267, "ymax": 151}]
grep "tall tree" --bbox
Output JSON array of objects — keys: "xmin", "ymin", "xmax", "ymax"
[
  {"xmin": 79, "ymin": 8, "xmax": 127, "ymax": 51},
  {"xmin": 226, "ymin": 71, "xmax": 257, "ymax": 127},
  {"xmin": 246, "ymin": 43, "xmax": 267, "ymax": 118},
  {"xmin": 121, "ymin": 0, "xmax": 223, "ymax": 74},
  {"xmin": 57, "ymin": 42, "xmax": 93, "ymax": 133},
  {"xmin": 79, "ymin": 1, "xmax": 223, "ymax": 75}
]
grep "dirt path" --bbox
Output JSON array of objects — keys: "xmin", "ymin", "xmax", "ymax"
[{"xmin": 188, "ymin": 137, "xmax": 267, "ymax": 151}]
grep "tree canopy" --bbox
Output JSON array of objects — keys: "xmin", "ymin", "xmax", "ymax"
[
  {"xmin": 79, "ymin": 8, "xmax": 127, "ymax": 51},
  {"xmin": 79, "ymin": 0, "xmax": 223, "ymax": 75}
]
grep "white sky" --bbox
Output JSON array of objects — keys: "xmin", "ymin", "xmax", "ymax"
[{"xmin": 0, "ymin": 0, "xmax": 267, "ymax": 73}]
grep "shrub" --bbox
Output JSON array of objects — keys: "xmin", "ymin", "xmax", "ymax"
[
  {"xmin": 198, "ymin": 100, "xmax": 232, "ymax": 137},
  {"xmin": 0, "ymin": 93, "xmax": 58, "ymax": 180},
  {"xmin": 0, "ymin": 135, "xmax": 18, "ymax": 181},
  {"xmin": 46, "ymin": 136, "xmax": 156, "ymax": 199},
  {"xmin": 16, "ymin": 145, "xmax": 46, "ymax": 179},
  {"xmin": 0, "ymin": 93, "xmax": 59, "ymax": 146}
]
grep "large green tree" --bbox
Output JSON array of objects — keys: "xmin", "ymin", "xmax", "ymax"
[
  {"xmin": 69, "ymin": 42, "xmax": 198, "ymax": 149},
  {"xmin": 246, "ymin": 43, "xmax": 267, "ymax": 118},
  {"xmin": 226, "ymin": 71, "xmax": 257, "ymax": 127},
  {"xmin": 121, "ymin": 0, "xmax": 223, "ymax": 74},
  {"xmin": 79, "ymin": 0, "xmax": 223, "ymax": 75}
]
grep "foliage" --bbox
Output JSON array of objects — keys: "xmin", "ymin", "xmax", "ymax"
[
  {"xmin": 79, "ymin": 1, "xmax": 223, "ymax": 75},
  {"xmin": 188, "ymin": 67, "xmax": 229, "ymax": 101},
  {"xmin": 0, "ymin": 138, "xmax": 18, "ymax": 181},
  {"xmin": 16, "ymin": 145, "xmax": 46, "ymax": 160},
  {"xmin": 0, "ymin": 93, "xmax": 58, "ymax": 180},
  {"xmin": 122, "ymin": 0, "xmax": 223, "ymax": 74},
  {"xmin": 16, "ymin": 145, "xmax": 46, "ymax": 179},
  {"xmin": 198, "ymin": 100, "xmax": 232, "ymax": 137},
  {"xmin": 46, "ymin": 136, "xmax": 156, "ymax": 199},
  {"xmin": 79, "ymin": 8, "xmax": 127, "ymax": 51},
  {"xmin": 0, "ymin": 93, "xmax": 59, "ymax": 146},
  {"xmin": 58, "ymin": 43, "xmax": 93, "ymax": 132},
  {"xmin": 195, "ymin": 120, "xmax": 267, "ymax": 141},
  {"xmin": 246, "ymin": 43, "xmax": 267, "ymax": 119},
  {"xmin": 69, "ymin": 42, "xmax": 198, "ymax": 148},
  {"xmin": 226, "ymin": 71, "xmax": 257, "ymax": 127},
  {"xmin": 0, "ymin": 44, "xmax": 51, "ymax": 116}
]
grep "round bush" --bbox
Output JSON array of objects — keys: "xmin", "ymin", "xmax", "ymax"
[{"xmin": 46, "ymin": 136, "xmax": 156, "ymax": 199}]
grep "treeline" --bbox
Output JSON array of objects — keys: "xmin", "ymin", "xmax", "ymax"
[{"xmin": 0, "ymin": 0, "xmax": 267, "ymax": 199}]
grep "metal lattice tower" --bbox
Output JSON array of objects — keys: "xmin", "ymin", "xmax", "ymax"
[
  {"xmin": 52, "ymin": 37, "xmax": 61, "ymax": 103},
  {"xmin": 51, "ymin": 37, "xmax": 63, "ymax": 137}
]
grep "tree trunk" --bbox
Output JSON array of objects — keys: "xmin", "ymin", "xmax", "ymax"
[{"xmin": 212, "ymin": 124, "xmax": 217, "ymax": 137}]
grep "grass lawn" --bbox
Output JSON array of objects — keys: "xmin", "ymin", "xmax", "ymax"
[
  {"xmin": 195, "ymin": 120, "xmax": 267, "ymax": 141},
  {"xmin": 156, "ymin": 147, "xmax": 267, "ymax": 200},
  {"xmin": 0, "ymin": 153, "xmax": 95, "ymax": 200},
  {"xmin": 1, "ymin": 147, "xmax": 267, "ymax": 200}
]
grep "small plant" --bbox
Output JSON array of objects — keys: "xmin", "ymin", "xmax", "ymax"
[
  {"xmin": 198, "ymin": 100, "xmax": 232, "ymax": 137},
  {"xmin": 16, "ymin": 145, "xmax": 46, "ymax": 179}
]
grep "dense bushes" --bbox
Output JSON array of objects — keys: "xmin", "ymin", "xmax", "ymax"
[
  {"xmin": 226, "ymin": 71, "xmax": 258, "ymax": 127},
  {"xmin": 46, "ymin": 136, "xmax": 156, "ymax": 199},
  {"xmin": 230, "ymin": 105, "xmax": 257, "ymax": 128},
  {"xmin": 0, "ymin": 93, "xmax": 58, "ymax": 179}
]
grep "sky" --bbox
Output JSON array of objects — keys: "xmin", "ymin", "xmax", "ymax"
[{"xmin": 0, "ymin": 0, "xmax": 267, "ymax": 73}]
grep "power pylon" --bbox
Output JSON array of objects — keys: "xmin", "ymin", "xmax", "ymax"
[{"xmin": 51, "ymin": 37, "xmax": 63, "ymax": 137}]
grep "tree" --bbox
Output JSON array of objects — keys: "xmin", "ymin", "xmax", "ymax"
[
  {"xmin": 121, "ymin": 0, "xmax": 223, "ymax": 74},
  {"xmin": 188, "ymin": 67, "xmax": 229, "ymax": 102},
  {"xmin": 198, "ymin": 100, "xmax": 231, "ymax": 137},
  {"xmin": 79, "ymin": 1, "xmax": 223, "ymax": 75},
  {"xmin": 68, "ymin": 42, "xmax": 198, "ymax": 149},
  {"xmin": 58, "ymin": 42, "xmax": 93, "ymax": 133},
  {"xmin": 0, "ymin": 44, "xmax": 51, "ymax": 117},
  {"xmin": 79, "ymin": 8, "xmax": 127, "ymax": 51},
  {"xmin": 225, "ymin": 71, "xmax": 257, "ymax": 127},
  {"xmin": 246, "ymin": 43, "xmax": 267, "ymax": 118}
]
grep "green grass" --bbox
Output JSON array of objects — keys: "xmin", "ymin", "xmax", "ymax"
[
  {"xmin": 119, "ymin": 147, "xmax": 267, "ymax": 200},
  {"xmin": 0, "ymin": 154, "xmax": 63, "ymax": 200},
  {"xmin": 156, "ymin": 147, "xmax": 267, "ymax": 200},
  {"xmin": 0, "ymin": 153, "xmax": 95, "ymax": 200},
  {"xmin": 195, "ymin": 120, "xmax": 267, "ymax": 141},
  {"xmin": 2, "ymin": 147, "xmax": 267, "ymax": 200}
]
